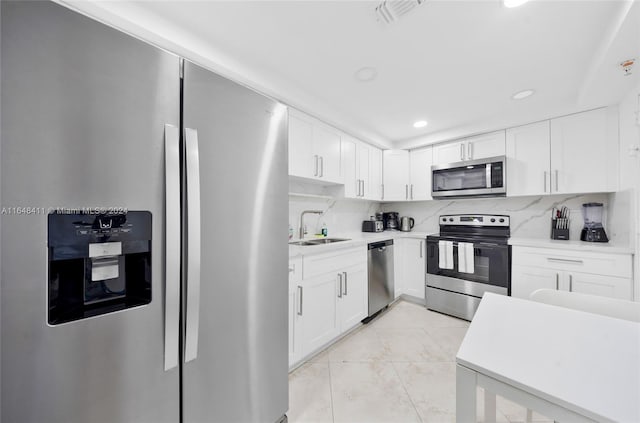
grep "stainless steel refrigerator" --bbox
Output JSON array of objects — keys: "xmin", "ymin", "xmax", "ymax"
[{"xmin": 1, "ymin": 2, "xmax": 289, "ymax": 422}]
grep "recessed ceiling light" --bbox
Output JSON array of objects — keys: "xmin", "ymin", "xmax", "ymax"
[
  {"xmin": 503, "ymin": 0, "xmax": 530, "ymax": 8},
  {"xmin": 512, "ymin": 89, "xmax": 535, "ymax": 100},
  {"xmin": 354, "ymin": 67, "xmax": 377, "ymax": 82},
  {"xmin": 413, "ymin": 120, "xmax": 428, "ymax": 128}
]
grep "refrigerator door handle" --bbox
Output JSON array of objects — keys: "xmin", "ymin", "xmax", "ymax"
[
  {"xmin": 164, "ymin": 124, "xmax": 181, "ymax": 371},
  {"xmin": 184, "ymin": 128, "xmax": 202, "ymax": 363}
]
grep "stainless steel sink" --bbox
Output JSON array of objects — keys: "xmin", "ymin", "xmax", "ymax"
[
  {"xmin": 307, "ymin": 238, "xmax": 351, "ymax": 244},
  {"xmin": 289, "ymin": 237, "xmax": 351, "ymax": 246},
  {"xmin": 288, "ymin": 240, "xmax": 317, "ymax": 246}
]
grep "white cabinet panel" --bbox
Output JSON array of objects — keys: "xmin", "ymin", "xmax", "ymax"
[
  {"xmin": 300, "ymin": 272, "xmax": 340, "ymax": 355},
  {"xmin": 409, "ymin": 147, "xmax": 433, "ymax": 201},
  {"xmin": 383, "ymin": 150, "xmax": 410, "ymax": 201},
  {"xmin": 511, "ymin": 265, "xmax": 559, "ymax": 299},
  {"xmin": 288, "ymin": 112, "xmax": 314, "ymax": 179},
  {"xmin": 506, "ymin": 121, "xmax": 551, "ymax": 197},
  {"xmin": 550, "ymin": 107, "xmax": 618, "ymax": 194},
  {"xmin": 433, "ymin": 131, "xmax": 505, "ymax": 165},
  {"xmin": 341, "ymin": 136, "xmax": 358, "ymax": 198},
  {"xmin": 403, "ymin": 238, "xmax": 426, "ymax": 300},
  {"xmin": 288, "ymin": 109, "xmax": 343, "ymax": 184},
  {"xmin": 337, "ymin": 264, "xmax": 368, "ymax": 332},
  {"xmin": 465, "ymin": 131, "xmax": 505, "ymax": 160},
  {"xmin": 567, "ymin": 273, "xmax": 631, "ymax": 300},
  {"xmin": 433, "ymin": 141, "xmax": 465, "ymax": 164},
  {"xmin": 358, "ymin": 142, "xmax": 371, "ymax": 198},
  {"xmin": 394, "ymin": 239, "xmax": 405, "ymax": 299},
  {"xmin": 368, "ymin": 147, "xmax": 383, "ymax": 201}
]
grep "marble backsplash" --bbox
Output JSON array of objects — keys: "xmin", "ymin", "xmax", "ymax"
[
  {"xmin": 381, "ymin": 192, "xmax": 631, "ymax": 246},
  {"xmin": 289, "ymin": 180, "xmax": 633, "ymax": 246}
]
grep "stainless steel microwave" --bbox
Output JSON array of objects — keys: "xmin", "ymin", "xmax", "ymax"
[{"xmin": 431, "ymin": 155, "xmax": 506, "ymax": 198}]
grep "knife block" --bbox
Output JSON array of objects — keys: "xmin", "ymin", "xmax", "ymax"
[{"xmin": 551, "ymin": 219, "xmax": 569, "ymax": 240}]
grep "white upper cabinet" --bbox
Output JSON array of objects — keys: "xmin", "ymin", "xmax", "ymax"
[
  {"xmin": 369, "ymin": 147, "xmax": 383, "ymax": 201},
  {"xmin": 409, "ymin": 147, "xmax": 433, "ymax": 201},
  {"xmin": 342, "ymin": 135, "xmax": 379, "ymax": 200},
  {"xmin": 383, "ymin": 150, "xmax": 410, "ymax": 201},
  {"xmin": 288, "ymin": 109, "xmax": 342, "ymax": 184},
  {"xmin": 506, "ymin": 121, "xmax": 551, "ymax": 196},
  {"xmin": 433, "ymin": 130, "xmax": 505, "ymax": 165},
  {"xmin": 549, "ymin": 107, "xmax": 618, "ymax": 194},
  {"xmin": 507, "ymin": 107, "xmax": 619, "ymax": 197}
]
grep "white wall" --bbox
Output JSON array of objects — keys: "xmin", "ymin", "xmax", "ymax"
[{"xmin": 617, "ymin": 81, "xmax": 640, "ymax": 300}]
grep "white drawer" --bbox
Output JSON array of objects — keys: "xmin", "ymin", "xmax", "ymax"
[
  {"xmin": 303, "ymin": 247, "xmax": 366, "ymax": 280},
  {"xmin": 512, "ymin": 246, "xmax": 632, "ymax": 278}
]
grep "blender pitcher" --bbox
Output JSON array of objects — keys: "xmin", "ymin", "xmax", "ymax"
[{"xmin": 580, "ymin": 203, "xmax": 609, "ymax": 242}]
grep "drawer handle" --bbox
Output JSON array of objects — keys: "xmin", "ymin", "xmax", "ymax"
[
  {"xmin": 297, "ymin": 286, "xmax": 303, "ymax": 316},
  {"xmin": 547, "ymin": 258, "xmax": 583, "ymax": 264}
]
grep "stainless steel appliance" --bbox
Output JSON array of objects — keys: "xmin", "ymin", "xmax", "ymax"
[
  {"xmin": 1, "ymin": 2, "xmax": 288, "ymax": 422},
  {"xmin": 431, "ymin": 156, "xmax": 506, "ymax": 198},
  {"xmin": 362, "ymin": 219, "xmax": 384, "ymax": 232},
  {"xmin": 400, "ymin": 216, "xmax": 415, "ymax": 232},
  {"xmin": 366, "ymin": 240, "xmax": 395, "ymax": 319},
  {"xmin": 383, "ymin": 212, "xmax": 399, "ymax": 230},
  {"xmin": 580, "ymin": 202, "xmax": 609, "ymax": 242},
  {"xmin": 426, "ymin": 215, "xmax": 511, "ymax": 321}
]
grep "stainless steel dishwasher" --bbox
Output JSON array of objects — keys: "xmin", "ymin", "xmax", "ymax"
[{"xmin": 366, "ymin": 239, "xmax": 395, "ymax": 320}]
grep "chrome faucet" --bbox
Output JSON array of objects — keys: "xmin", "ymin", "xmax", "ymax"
[{"xmin": 299, "ymin": 210, "xmax": 323, "ymax": 239}]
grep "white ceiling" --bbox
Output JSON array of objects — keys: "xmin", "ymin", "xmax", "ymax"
[{"xmin": 63, "ymin": 0, "xmax": 640, "ymax": 149}]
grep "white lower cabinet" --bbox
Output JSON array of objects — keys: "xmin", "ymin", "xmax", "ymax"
[
  {"xmin": 288, "ymin": 257, "xmax": 303, "ymax": 366},
  {"xmin": 511, "ymin": 246, "xmax": 633, "ymax": 300},
  {"xmin": 402, "ymin": 238, "xmax": 426, "ymax": 300},
  {"xmin": 290, "ymin": 246, "xmax": 367, "ymax": 367}
]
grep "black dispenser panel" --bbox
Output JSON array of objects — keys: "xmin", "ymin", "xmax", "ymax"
[{"xmin": 48, "ymin": 211, "xmax": 152, "ymax": 325}]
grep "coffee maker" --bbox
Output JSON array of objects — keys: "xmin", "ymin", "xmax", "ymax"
[
  {"xmin": 382, "ymin": 212, "xmax": 399, "ymax": 230},
  {"xmin": 580, "ymin": 202, "xmax": 608, "ymax": 242}
]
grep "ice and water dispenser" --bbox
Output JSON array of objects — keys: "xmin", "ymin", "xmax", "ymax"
[{"xmin": 48, "ymin": 211, "xmax": 152, "ymax": 325}]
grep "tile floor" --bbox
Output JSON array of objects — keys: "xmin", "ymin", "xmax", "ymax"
[{"xmin": 288, "ymin": 300, "xmax": 551, "ymax": 423}]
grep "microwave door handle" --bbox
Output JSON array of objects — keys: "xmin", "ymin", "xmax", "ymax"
[{"xmin": 486, "ymin": 164, "xmax": 492, "ymax": 188}]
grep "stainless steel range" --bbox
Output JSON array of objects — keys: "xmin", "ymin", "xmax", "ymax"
[{"xmin": 425, "ymin": 214, "xmax": 511, "ymax": 321}]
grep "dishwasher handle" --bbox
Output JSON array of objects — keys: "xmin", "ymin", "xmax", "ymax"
[{"xmin": 368, "ymin": 239, "xmax": 394, "ymax": 250}]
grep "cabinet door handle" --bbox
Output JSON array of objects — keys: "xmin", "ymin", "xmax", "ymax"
[
  {"xmin": 288, "ymin": 265, "xmax": 295, "ymax": 273},
  {"xmin": 420, "ymin": 241, "xmax": 423, "ymax": 258},
  {"xmin": 337, "ymin": 273, "xmax": 343, "ymax": 298},
  {"xmin": 460, "ymin": 144, "xmax": 465, "ymax": 161},
  {"xmin": 410, "ymin": 184, "xmax": 414, "ymax": 200},
  {"xmin": 313, "ymin": 155, "xmax": 319, "ymax": 176},
  {"xmin": 468, "ymin": 142, "xmax": 473, "ymax": 160},
  {"xmin": 297, "ymin": 286, "xmax": 303, "ymax": 316},
  {"xmin": 319, "ymin": 156, "xmax": 324, "ymax": 177},
  {"xmin": 555, "ymin": 169, "xmax": 559, "ymax": 191},
  {"xmin": 361, "ymin": 180, "xmax": 365, "ymax": 197},
  {"xmin": 547, "ymin": 258, "xmax": 583, "ymax": 264},
  {"xmin": 569, "ymin": 274, "xmax": 573, "ymax": 292},
  {"xmin": 543, "ymin": 171, "xmax": 548, "ymax": 193},
  {"xmin": 343, "ymin": 271, "xmax": 348, "ymax": 296},
  {"xmin": 555, "ymin": 273, "xmax": 559, "ymax": 290},
  {"xmin": 381, "ymin": 184, "xmax": 384, "ymax": 200},
  {"xmin": 405, "ymin": 184, "xmax": 408, "ymax": 200}
]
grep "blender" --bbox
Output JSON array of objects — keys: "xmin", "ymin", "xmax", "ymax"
[{"xmin": 580, "ymin": 203, "xmax": 609, "ymax": 242}]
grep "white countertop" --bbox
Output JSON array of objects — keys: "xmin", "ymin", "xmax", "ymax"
[
  {"xmin": 509, "ymin": 237, "xmax": 634, "ymax": 254},
  {"xmin": 457, "ymin": 293, "xmax": 640, "ymax": 423},
  {"xmin": 288, "ymin": 230, "xmax": 429, "ymax": 257}
]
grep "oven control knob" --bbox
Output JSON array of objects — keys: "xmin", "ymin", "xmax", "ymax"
[
  {"xmin": 499, "ymin": 218, "xmax": 505, "ymax": 223},
  {"xmin": 442, "ymin": 218, "xmax": 446, "ymax": 222},
  {"xmin": 490, "ymin": 218, "xmax": 496, "ymax": 223},
  {"xmin": 449, "ymin": 218, "xmax": 454, "ymax": 222}
]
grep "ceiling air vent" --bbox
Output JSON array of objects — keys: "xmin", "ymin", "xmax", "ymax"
[{"xmin": 375, "ymin": 0, "xmax": 425, "ymax": 25}]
